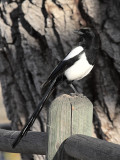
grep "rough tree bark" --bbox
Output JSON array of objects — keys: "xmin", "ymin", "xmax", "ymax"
[{"xmin": 0, "ymin": 0, "xmax": 120, "ymax": 160}]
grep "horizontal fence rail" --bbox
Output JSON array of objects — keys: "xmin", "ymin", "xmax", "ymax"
[
  {"xmin": 0, "ymin": 123, "xmax": 11, "ymax": 130},
  {"xmin": 0, "ymin": 129, "xmax": 120, "ymax": 160},
  {"xmin": 0, "ymin": 129, "xmax": 47, "ymax": 155},
  {"xmin": 64, "ymin": 134, "xmax": 120, "ymax": 160}
]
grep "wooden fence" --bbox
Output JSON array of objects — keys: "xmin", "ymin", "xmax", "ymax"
[{"xmin": 0, "ymin": 94, "xmax": 120, "ymax": 160}]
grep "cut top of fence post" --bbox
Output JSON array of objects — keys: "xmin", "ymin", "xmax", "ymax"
[{"xmin": 47, "ymin": 94, "xmax": 93, "ymax": 160}]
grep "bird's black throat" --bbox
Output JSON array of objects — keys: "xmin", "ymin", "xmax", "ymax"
[
  {"xmin": 84, "ymin": 31, "xmax": 99, "ymax": 65},
  {"xmin": 85, "ymin": 48, "xmax": 98, "ymax": 65}
]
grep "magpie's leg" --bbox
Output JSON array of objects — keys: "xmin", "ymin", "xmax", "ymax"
[
  {"xmin": 69, "ymin": 83, "xmax": 79, "ymax": 94},
  {"xmin": 67, "ymin": 80, "xmax": 79, "ymax": 94},
  {"xmin": 12, "ymin": 77, "xmax": 63, "ymax": 148}
]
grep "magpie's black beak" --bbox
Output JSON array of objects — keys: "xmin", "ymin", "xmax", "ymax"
[{"xmin": 74, "ymin": 30, "xmax": 84, "ymax": 35}]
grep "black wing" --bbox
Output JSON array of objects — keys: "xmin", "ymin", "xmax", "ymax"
[
  {"xmin": 42, "ymin": 49, "xmax": 84, "ymax": 90},
  {"xmin": 42, "ymin": 60, "xmax": 68, "ymax": 91}
]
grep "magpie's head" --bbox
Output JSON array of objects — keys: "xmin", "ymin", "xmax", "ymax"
[{"xmin": 74, "ymin": 27, "xmax": 98, "ymax": 49}]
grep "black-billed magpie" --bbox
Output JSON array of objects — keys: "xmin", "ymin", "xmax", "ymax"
[{"xmin": 12, "ymin": 27, "xmax": 99, "ymax": 148}]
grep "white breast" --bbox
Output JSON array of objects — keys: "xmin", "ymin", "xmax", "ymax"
[{"xmin": 64, "ymin": 52, "xmax": 93, "ymax": 81}]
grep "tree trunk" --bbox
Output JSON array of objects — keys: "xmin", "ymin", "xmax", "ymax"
[{"xmin": 0, "ymin": 0, "xmax": 120, "ymax": 159}]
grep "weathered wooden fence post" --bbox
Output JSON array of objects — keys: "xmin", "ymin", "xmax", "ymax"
[{"xmin": 46, "ymin": 94, "xmax": 93, "ymax": 160}]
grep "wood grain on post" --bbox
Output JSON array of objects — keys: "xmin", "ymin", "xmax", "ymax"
[{"xmin": 46, "ymin": 94, "xmax": 93, "ymax": 160}]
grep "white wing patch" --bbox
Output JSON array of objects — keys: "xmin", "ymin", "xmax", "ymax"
[
  {"xmin": 64, "ymin": 46, "xmax": 84, "ymax": 61},
  {"xmin": 64, "ymin": 52, "xmax": 93, "ymax": 81}
]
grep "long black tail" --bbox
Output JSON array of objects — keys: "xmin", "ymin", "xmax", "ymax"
[{"xmin": 12, "ymin": 77, "xmax": 60, "ymax": 148}]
